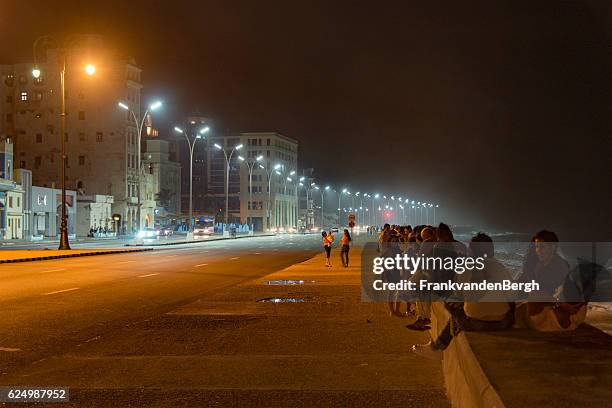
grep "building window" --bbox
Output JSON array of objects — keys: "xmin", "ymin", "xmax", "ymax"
[
  {"xmin": 19, "ymin": 160, "xmax": 25, "ymax": 169},
  {"xmin": 4, "ymin": 74, "xmax": 14, "ymax": 87},
  {"xmin": 6, "ymin": 113, "xmax": 12, "ymax": 123},
  {"xmin": 36, "ymin": 133, "xmax": 42, "ymax": 143},
  {"xmin": 5, "ymin": 95, "xmax": 12, "ymax": 103},
  {"xmin": 19, "ymin": 75, "xmax": 27, "ymax": 84},
  {"xmin": 34, "ymin": 76, "xmax": 44, "ymax": 85},
  {"xmin": 78, "ymin": 111, "xmax": 85, "ymax": 120},
  {"xmin": 78, "ymin": 156, "xmax": 85, "ymax": 166},
  {"xmin": 79, "ymin": 132, "xmax": 85, "ymax": 142},
  {"xmin": 96, "ymin": 132, "xmax": 103, "ymax": 142},
  {"xmin": 17, "ymin": 197, "xmax": 20, "ymax": 207},
  {"xmin": 64, "ymin": 133, "xmax": 68, "ymax": 142},
  {"xmin": 35, "ymin": 91, "xmax": 43, "ymax": 101},
  {"xmin": 34, "ymin": 156, "xmax": 41, "ymax": 168},
  {"xmin": 20, "ymin": 91, "xmax": 28, "ymax": 101},
  {"xmin": 8, "ymin": 197, "xmax": 12, "ymax": 208}
]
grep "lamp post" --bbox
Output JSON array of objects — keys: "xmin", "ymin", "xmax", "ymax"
[
  {"xmin": 214, "ymin": 142, "xmax": 243, "ymax": 236},
  {"xmin": 238, "ymin": 154, "xmax": 263, "ymax": 233},
  {"xmin": 313, "ymin": 185, "xmax": 330, "ymax": 230},
  {"xmin": 338, "ymin": 188, "xmax": 349, "ymax": 226},
  {"xmin": 174, "ymin": 125, "xmax": 208, "ymax": 237},
  {"xmin": 258, "ymin": 163, "xmax": 274, "ymax": 230},
  {"xmin": 32, "ymin": 36, "xmax": 98, "ymax": 249},
  {"xmin": 117, "ymin": 100, "xmax": 162, "ymax": 234}
]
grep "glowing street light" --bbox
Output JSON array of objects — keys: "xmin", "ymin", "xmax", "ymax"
[
  {"xmin": 215, "ymin": 141, "xmax": 243, "ymax": 236},
  {"xmin": 174, "ymin": 123, "xmax": 208, "ymax": 236},
  {"xmin": 118, "ymin": 99, "xmax": 163, "ymax": 233}
]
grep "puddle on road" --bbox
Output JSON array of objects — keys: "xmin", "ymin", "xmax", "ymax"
[
  {"xmin": 257, "ymin": 297, "xmax": 309, "ymax": 303},
  {"xmin": 265, "ymin": 280, "xmax": 314, "ymax": 285}
]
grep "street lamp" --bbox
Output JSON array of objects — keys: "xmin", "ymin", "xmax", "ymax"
[
  {"xmin": 32, "ymin": 36, "xmax": 98, "ymax": 249},
  {"xmin": 174, "ymin": 125, "xmax": 208, "ymax": 237},
  {"xmin": 117, "ymin": 99, "xmax": 163, "ymax": 234},
  {"xmin": 238, "ymin": 154, "xmax": 263, "ymax": 233},
  {"xmin": 214, "ymin": 142, "xmax": 242, "ymax": 236}
]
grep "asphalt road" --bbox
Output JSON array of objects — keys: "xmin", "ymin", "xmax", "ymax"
[{"xmin": 0, "ymin": 235, "xmax": 322, "ymax": 402}]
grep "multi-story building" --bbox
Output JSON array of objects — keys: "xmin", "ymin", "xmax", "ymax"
[
  {"xmin": 143, "ymin": 138, "xmax": 181, "ymax": 223},
  {"xmin": 0, "ymin": 35, "xmax": 146, "ymax": 234},
  {"xmin": 207, "ymin": 132, "xmax": 298, "ymax": 232},
  {"xmin": 0, "ymin": 139, "xmax": 24, "ymax": 239}
]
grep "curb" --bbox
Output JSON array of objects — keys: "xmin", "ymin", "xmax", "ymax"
[
  {"xmin": 430, "ymin": 303, "xmax": 505, "ymax": 408},
  {"xmin": 0, "ymin": 248, "xmax": 154, "ymax": 264},
  {"xmin": 125, "ymin": 234, "xmax": 277, "ymax": 247}
]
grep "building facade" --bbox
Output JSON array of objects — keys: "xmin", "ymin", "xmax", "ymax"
[
  {"xmin": 207, "ymin": 132, "xmax": 298, "ymax": 232},
  {"xmin": 0, "ymin": 35, "xmax": 146, "ymax": 234},
  {"xmin": 143, "ymin": 139, "xmax": 181, "ymax": 224},
  {"xmin": 0, "ymin": 139, "xmax": 24, "ymax": 239}
]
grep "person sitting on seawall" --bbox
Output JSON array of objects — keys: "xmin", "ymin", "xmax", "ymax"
[
  {"xmin": 411, "ymin": 233, "xmax": 515, "ymax": 359},
  {"xmin": 340, "ymin": 229, "xmax": 352, "ymax": 268},
  {"xmin": 515, "ymin": 230, "xmax": 588, "ymax": 331}
]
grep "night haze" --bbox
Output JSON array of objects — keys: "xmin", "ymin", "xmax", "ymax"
[{"xmin": 1, "ymin": 0, "xmax": 611, "ymax": 238}]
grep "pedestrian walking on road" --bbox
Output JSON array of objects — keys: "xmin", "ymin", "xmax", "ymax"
[
  {"xmin": 322, "ymin": 231, "xmax": 334, "ymax": 267},
  {"xmin": 340, "ymin": 229, "xmax": 352, "ymax": 267}
]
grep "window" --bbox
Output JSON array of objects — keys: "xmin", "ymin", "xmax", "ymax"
[
  {"xmin": 20, "ymin": 91, "xmax": 28, "ymax": 101},
  {"xmin": 267, "ymin": 138, "xmax": 270, "ymax": 146},
  {"xmin": 8, "ymin": 197, "xmax": 12, "ymax": 208},
  {"xmin": 6, "ymin": 160, "xmax": 11, "ymax": 178},
  {"xmin": 6, "ymin": 113, "xmax": 12, "ymax": 123},
  {"xmin": 64, "ymin": 132, "xmax": 68, "ymax": 142},
  {"xmin": 78, "ymin": 156, "xmax": 85, "ymax": 166},
  {"xmin": 96, "ymin": 132, "xmax": 103, "ymax": 142},
  {"xmin": 17, "ymin": 197, "xmax": 20, "ymax": 208},
  {"xmin": 35, "ymin": 91, "xmax": 43, "ymax": 101},
  {"xmin": 34, "ymin": 156, "xmax": 41, "ymax": 168},
  {"xmin": 78, "ymin": 111, "xmax": 85, "ymax": 120},
  {"xmin": 34, "ymin": 76, "xmax": 44, "ymax": 85},
  {"xmin": 79, "ymin": 132, "xmax": 85, "ymax": 142},
  {"xmin": 4, "ymin": 74, "xmax": 14, "ymax": 87},
  {"xmin": 18, "ymin": 75, "xmax": 27, "ymax": 84},
  {"xmin": 5, "ymin": 95, "xmax": 12, "ymax": 103},
  {"xmin": 36, "ymin": 133, "xmax": 42, "ymax": 143},
  {"xmin": 19, "ymin": 160, "xmax": 25, "ymax": 169}
]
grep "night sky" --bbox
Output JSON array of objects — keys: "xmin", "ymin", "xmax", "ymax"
[{"xmin": 1, "ymin": 0, "xmax": 611, "ymax": 239}]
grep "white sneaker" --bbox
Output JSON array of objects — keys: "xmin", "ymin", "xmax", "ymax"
[{"xmin": 411, "ymin": 342, "xmax": 443, "ymax": 360}]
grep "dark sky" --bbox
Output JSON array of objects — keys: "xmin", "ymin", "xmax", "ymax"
[{"xmin": 1, "ymin": 0, "xmax": 611, "ymax": 239}]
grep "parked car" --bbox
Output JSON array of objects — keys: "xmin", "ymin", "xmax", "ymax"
[{"xmin": 157, "ymin": 226, "xmax": 173, "ymax": 237}]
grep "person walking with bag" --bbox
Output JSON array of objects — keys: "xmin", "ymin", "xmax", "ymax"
[
  {"xmin": 322, "ymin": 231, "xmax": 334, "ymax": 267},
  {"xmin": 340, "ymin": 229, "xmax": 352, "ymax": 267}
]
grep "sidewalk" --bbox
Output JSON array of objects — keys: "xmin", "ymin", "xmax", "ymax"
[
  {"xmin": 9, "ymin": 241, "xmax": 450, "ymax": 407},
  {"xmin": 0, "ymin": 248, "xmax": 153, "ymax": 263}
]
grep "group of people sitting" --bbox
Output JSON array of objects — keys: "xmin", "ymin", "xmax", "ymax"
[{"xmin": 376, "ymin": 223, "xmax": 591, "ymax": 360}]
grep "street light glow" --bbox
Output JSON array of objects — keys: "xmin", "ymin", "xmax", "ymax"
[
  {"xmin": 290, "ymin": 170, "xmax": 296, "ymax": 176},
  {"xmin": 256, "ymin": 155, "xmax": 263, "ymax": 161},
  {"xmin": 199, "ymin": 127, "xmax": 210, "ymax": 134},
  {"xmin": 174, "ymin": 127, "xmax": 183, "ymax": 133},
  {"xmin": 235, "ymin": 144, "xmax": 243, "ymax": 150},
  {"xmin": 299, "ymin": 176, "xmax": 305, "ymax": 181},
  {"xmin": 275, "ymin": 170, "xmax": 281, "ymax": 175},
  {"xmin": 32, "ymin": 68, "xmax": 41, "ymax": 78},
  {"xmin": 149, "ymin": 101, "xmax": 162, "ymax": 111},
  {"xmin": 85, "ymin": 64, "xmax": 96, "ymax": 76},
  {"xmin": 118, "ymin": 102, "xmax": 129, "ymax": 110},
  {"xmin": 238, "ymin": 156, "xmax": 245, "ymax": 161},
  {"xmin": 325, "ymin": 185, "xmax": 330, "ymax": 190},
  {"xmin": 214, "ymin": 143, "xmax": 222, "ymax": 149},
  {"xmin": 274, "ymin": 164, "xmax": 281, "ymax": 170}
]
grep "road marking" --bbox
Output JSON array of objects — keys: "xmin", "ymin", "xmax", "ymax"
[
  {"xmin": 138, "ymin": 273, "xmax": 160, "ymax": 278},
  {"xmin": 253, "ymin": 252, "xmax": 262, "ymax": 255},
  {"xmin": 117, "ymin": 261, "xmax": 136, "ymax": 264},
  {"xmin": 43, "ymin": 287, "xmax": 80, "ymax": 296},
  {"xmin": 230, "ymin": 257, "xmax": 240, "ymax": 260},
  {"xmin": 39, "ymin": 268, "xmax": 66, "ymax": 274},
  {"xmin": 0, "ymin": 347, "xmax": 20, "ymax": 352},
  {"xmin": 195, "ymin": 263, "xmax": 208, "ymax": 267},
  {"xmin": 165, "ymin": 255, "xmax": 178, "ymax": 258}
]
